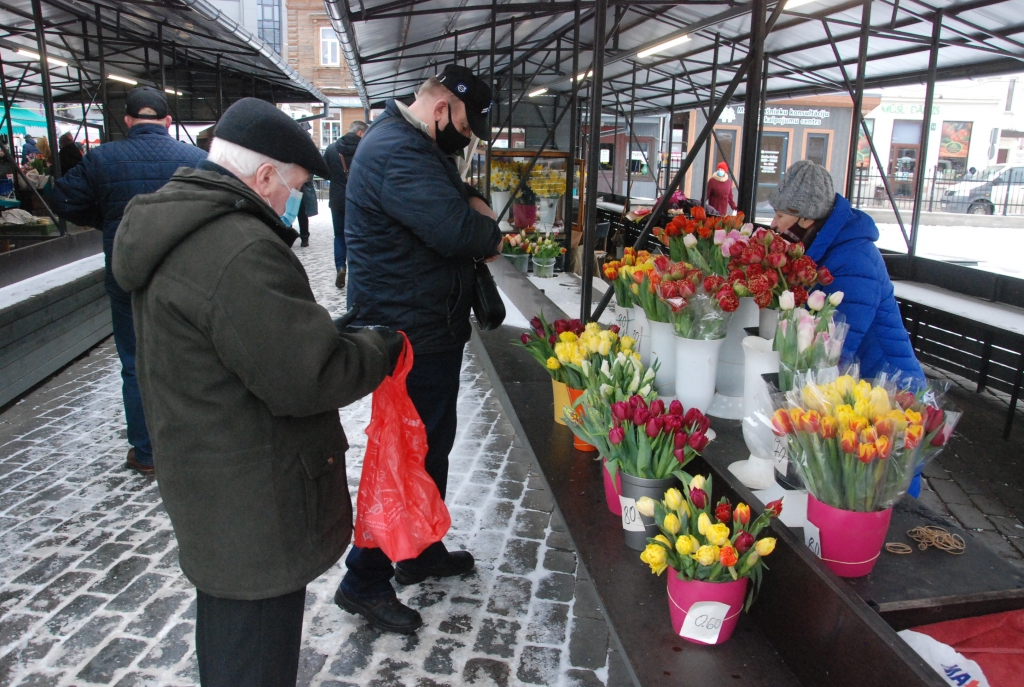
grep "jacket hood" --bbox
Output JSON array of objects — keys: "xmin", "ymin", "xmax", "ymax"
[
  {"xmin": 806, "ymin": 194, "xmax": 878, "ymax": 263},
  {"xmin": 338, "ymin": 132, "xmax": 361, "ymax": 156},
  {"xmin": 113, "ymin": 166, "xmax": 293, "ymax": 292}
]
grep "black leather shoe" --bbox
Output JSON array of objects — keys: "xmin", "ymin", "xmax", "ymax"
[
  {"xmin": 394, "ymin": 550, "xmax": 475, "ymax": 586},
  {"xmin": 334, "ymin": 588, "xmax": 422, "ymax": 634},
  {"xmin": 126, "ymin": 448, "xmax": 154, "ymax": 476},
  {"xmin": 300, "ymin": 238, "xmax": 309, "ymax": 247}
]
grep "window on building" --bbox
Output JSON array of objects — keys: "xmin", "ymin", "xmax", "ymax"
[
  {"xmin": 599, "ymin": 143, "xmax": 614, "ymax": 171},
  {"xmin": 257, "ymin": 0, "xmax": 281, "ymax": 53},
  {"xmin": 713, "ymin": 128, "xmax": 736, "ymax": 171},
  {"xmin": 322, "ymin": 120, "xmax": 342, "ymax": 149},
  {"xmin": 805, "ymin": 133, "xmax": 829, "ymax": 167},
  {"xmin": 320, "ymin": 27, "xmax": 340, "ymax": 66}
]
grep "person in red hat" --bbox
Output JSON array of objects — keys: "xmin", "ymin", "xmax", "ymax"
[{"xmin": 706, "ymin": 161, "xmax": 738, "ymax": 216}]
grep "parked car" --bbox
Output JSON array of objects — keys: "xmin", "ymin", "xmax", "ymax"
[{"xmin": 940, "ymin": 164, "xmax": 1024, "ymax": 214}]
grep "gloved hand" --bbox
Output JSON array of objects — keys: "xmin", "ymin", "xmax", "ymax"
[
  {"xmin": 332, "ymin": 305, "xmax": 361, "ymax": 332},
  {"xmin": 346, "ymin": 325, "xmax": 404, "ymax": 376}
]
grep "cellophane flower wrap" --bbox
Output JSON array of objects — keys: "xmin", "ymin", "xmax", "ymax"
[
  {"xmin": 768, "ymin": 371, "xmax": 962, "ymax": 512},
  {"xmin": 562, "ymin": 336, "xmax": 658, "ymax": 456},
  {"xmin": 603, "ymin": 248, "xmax": 652, "ymax": 311},
  {"xmin": 578, "ymin": 396, "xmax": 712, "ymax": 482},
  {"xmin": 532, "ymin": 235, "xmax": 567, "ymax": 259},
  {"xmin": 637, "ymin": 474, "xmax": 782, "ymax": 609},
  {"xmin": 773, "ymin": 289, "xmax": 850, "ymax": 391},
  {"xmin": 656, "ymin": 261, "xmax": 741, "ymax": 340},
  {"xmin": 515, "ymin": 314, "xmax": 590, "ymax": 387}
]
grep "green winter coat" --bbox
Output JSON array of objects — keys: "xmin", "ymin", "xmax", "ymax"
[{"xmin": 112, "ymin": 165, "xmax": 388, "ymax": 600}]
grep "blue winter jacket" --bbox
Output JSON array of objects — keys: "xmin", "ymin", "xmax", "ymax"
[
  {"xmin": 808, "ymin": 194, "xmax": 924, "ymax": 383},
  {"xmin": 51, "ymin": 124, "xmax": 206, "ymax": 297},
  {"xmin": 345, "ymin": 100, "xmax": 501, "ymax": 354}
]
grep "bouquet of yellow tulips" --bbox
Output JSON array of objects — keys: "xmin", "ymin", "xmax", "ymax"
[
  {"xmin": 602, "ymin": 248, "xmax": 654, "ymax": 311},
  {"xmin": 637, "ymin": 474, "xmax": 781, "ymax": 607},
  {"xmin": 769, "ymin": 372, "xmax": 961, "ymax": 512}
]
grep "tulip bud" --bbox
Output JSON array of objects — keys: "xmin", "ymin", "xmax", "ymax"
[
  {"xmin": 520, "ymin": 333, "xmax": 531, "ymax": 344},
  {"xmin": 806, "ymin": 290, "xmax": 826, "ymax": 311},
  {"xmin": 755, "ymin": 537, "xmax": 776, "ymax": 557},
  {"xmin": 691, "ymin": 488, "xmax": 708, "ymax": 510},
  {"xmin": 649, "ymin": 399, "xmax": 665, "ymax": 416},
  {"xmin": 635, "ymin": 496, "xmax": 656, "ymax": 518},
  {"xmin": 734, "ymin": 503, "xmax": 751, "ymax": 525},
  {"xmin": 688, "ymin": 431, "xmax": 709, "ymax": 452},
  {"xmin": 645, "ymin": 418, "xmax": 660, "ymax": 438},
  {"xmin": 663, "ymin": 513, "xmax": 681, "ymax": 535},
  {"xmin": 608, "ymin": 427, "xmax": 625, "ymax": 445},
  {"xmin": 669, "ymin": 399, "xmax": 683, "ymax": 416},
  {"xmin": 683, "ymin": 234, "xmax": 698, "ymax": 249},
  {"xmin": 673, "ymin": 448, "xmax": 687, "ymax": 463},
  {"xmin": 828, "ymin": 291, "xmax": 844, "ymax": 307},
  {"xmin": 779, "ymin": 290, "xmax": 796, "ymax": 311},
  {"xmin": 715, "ymin": 500, "xmax": 732, "ymax": 523},
  {"xmin": 765, "ymin": 499, "xmax": 784, "ymax": 518},
  {"xmin": 735, "ymin": 531, "xmax": 755, "ymax": 554},
  {"xmin": 664, "ymin": 488, "xmax": 683, "ymax": 511}
]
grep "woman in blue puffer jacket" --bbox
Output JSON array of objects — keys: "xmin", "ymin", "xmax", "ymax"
[{"xmin": 769, "ymin": 161, "xmax": 928, "ymax": 495}]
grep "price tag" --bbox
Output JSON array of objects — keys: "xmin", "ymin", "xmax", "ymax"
[
  {"xmin": 619, "ymin": 496, "xmax": 646, "ymax": 532},
  {"xmin": 679, "ymin": 601, "xmax": 730, "ymax": 644},
  {"xmin": 772, "ymin": 435, "xmax": 789, "ymax": 474},
  {"xmin": 804, "ymin": 520, "xmax": 822, "ymax": 558}
]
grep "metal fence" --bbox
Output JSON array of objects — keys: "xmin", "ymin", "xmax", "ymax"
[{"xmin": 848, "ymin": 170, "xmax": 1024, "ymax": 216}]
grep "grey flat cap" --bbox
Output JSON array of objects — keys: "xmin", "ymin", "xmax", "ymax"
[{"xmin": 768, "ymin": 160, "xmax": 836, "ymax": 219}]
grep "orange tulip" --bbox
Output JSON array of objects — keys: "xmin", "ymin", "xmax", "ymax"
[
  {"xmin": 840, "ymin": 429, "xmax": 858, "ymax": 454},
  {"xmin": 859, "ymin": 426, "xmax": 877, "ymax": 445},
  {"xmin": 800, "ymin": 410, "xmax": 822, "ymax": 434},
  {"xmin": 875, "ymin": 435, "xmax": 893, "ymax": 459},
  {"xmin": 848, "ymin": 415, "xmax": 869, "ymax": 434},
  {"xmin": 820, "ymin": 415, "xmax": 838, "ymax": 439},
  {"xmin": 734, "ymin": 503, "xmax": 751, "ymax": 525},
  {"xmin": 771, "ymin": 408, "xmax": 794, "ymax": 436},
  {"xmin": 857, "ymin": 442, "xmax": 877, "ymax": 463},
  {"xmin": 719, "ymin": 545, "xmax": 739, "ymax": 567},
  {"xmin": 904, "ymin": 424, "xmax": 924, "ymax": 450},
  {"xmin": 874, "ymin": 417, "xmax": 895, "ymax": 438}
]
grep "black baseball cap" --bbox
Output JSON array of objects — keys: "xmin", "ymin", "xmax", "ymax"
[
  {"xmin": 436, "ymin": 64, "xmax": 493, "ymax": 141},
  {"xmin": 126, "ymin": 87, "xmax": 168, "ymax": 119}
]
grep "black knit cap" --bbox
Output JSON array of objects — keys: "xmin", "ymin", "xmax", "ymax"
[
  {"xmin": 213, "ymin": 97, "xmax": 330, "ymax": 178},
  {"xmin": 126, "ymin": 87, "xmax": 168, "ymax": 119}
]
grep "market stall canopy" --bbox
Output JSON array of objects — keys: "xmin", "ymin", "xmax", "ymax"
[
  {"xmin": 0, "ymin": 105, "xmax": 46, "ymax": 134},
  {"xmin": 0, "ymin": 0, "xmax": 327, "ymax": 126},
  {"xmin": 326, "ymin": 0, "xmax": 1024, "ymax": 115}
]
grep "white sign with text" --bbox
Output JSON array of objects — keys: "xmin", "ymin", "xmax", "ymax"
[
  {"xmin": 804, "ymin": 520, "xmax": 822, "ymax": 558},
  {"xmin": 680, "ymin": 601, "xmax": 730, "ymax": 644},
  {"xmin": 619, "ymin": 496, "xmax": 646, "ymax": 532}
]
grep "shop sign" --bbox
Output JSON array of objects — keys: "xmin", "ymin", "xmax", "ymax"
[
  {"xmin": 760, "ymin": 148, "xmax": 780, "ymax": 175},
  {"xmin": 878, "ymin": 103, "xmax": 940, "ymax": 116},
  {"xmin": 735, "ymin": 105, "xmax": 832, "ymax": 126}
]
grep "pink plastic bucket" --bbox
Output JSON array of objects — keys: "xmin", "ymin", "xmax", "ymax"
[
  {"xmin": 666, "ymin": 575, "xmax": 748, "ymax": 645},
  {"xmin": 602, "ymin": 459, "xmax": 622, "ymax": 516},
  {"xmin": 513, "ymin": 203, "xmax": 538, "ymax": 228},
  {"xmin": 806, "ymin": 495, "xmax": 893, "ymax": 578}
]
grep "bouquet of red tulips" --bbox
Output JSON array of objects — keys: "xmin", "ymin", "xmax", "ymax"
[
  {"xmin": 599, "ymin": 396, "xmax": 713, "ymax": 483},
  {"xmin": 726, "ymin": 227, "xmax": 834, "ymax": 309},
  {"xmin": 652, "ymin": 258, "xmax": 741, "ymax": 339}
]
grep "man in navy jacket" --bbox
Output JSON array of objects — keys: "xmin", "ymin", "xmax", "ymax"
[
  {"xmin": 339, "ymin": 65, "xmax": 501, "ymax": 634},
  {"xmin": 52, "ymin": 87, "xmax": 206, "ymax": 476},
  {"xmin": 323, "ymin": 120, "xmax": 366, "ymax": 288}
]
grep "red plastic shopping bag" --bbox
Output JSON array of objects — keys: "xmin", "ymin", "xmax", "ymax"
[{"xmin": 353, "ymin": 334, "xmax": 451, "ymax": 561}]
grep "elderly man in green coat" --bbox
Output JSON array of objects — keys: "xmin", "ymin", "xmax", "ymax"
[{"xmin": 112, "ymin": 98, "xmax": 403, "ymax": 687}]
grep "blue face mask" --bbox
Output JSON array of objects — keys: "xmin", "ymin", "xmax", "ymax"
[{"xmin": 275, "ymin": 168, "xmax": 304, "ymax": 227}]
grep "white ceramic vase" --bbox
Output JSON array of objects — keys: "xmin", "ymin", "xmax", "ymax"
[
  {"xmin": 615, "ymin": 301, "xmax": 634, "ymax": 340},
  {"xmin": 759, "ymin": 308, "xmax": 780, "ymax": 342},
  {"xmin": 674, "ymin": 336, "xmax": 725, "ymax": 414},
  {"xmin": 729, "ymin": 337, "xmax": 779, "ymax": 491},
  {"xmin": 709, "ymin": 297, "xmax": 759, "ymax": 419},
  {"xmin": 491, "ymin": 190, "xmax": 511, "ymax": 215},
  {"xmin": 648, "ymin": 320, "xmax": 676, "ymax": 398},
  {"xmin": 538, "ymin": 195, "xmax": 560, "ymax": 227}
]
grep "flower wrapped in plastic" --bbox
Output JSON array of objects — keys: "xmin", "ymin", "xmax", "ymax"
[
  {"xmin": 767, "ymin": 370, "xmax": 962, "ymax": 512},
  {"xmin": 636, "ymin": 474, "xmax": 781, "ymax": 608},
  {"xmin": 773, "ymin": 289, "xmax": 850, "ymax": 391},
  {"xmin": 653, "ymin": 261, "xmax": 741, "ymax": 340}
]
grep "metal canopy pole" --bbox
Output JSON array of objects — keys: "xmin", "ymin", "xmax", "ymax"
[
  {"xmin": 702, "ymin": 34, "xmax": 720, "ymax": 205},
  {"xmin": 846, "ymin": 0, "xmax": 872, "ymax": 198},
  {"xmin": 664, "ymin": 77, "xmax": 675, "ymax": 195},
  {"xmin": 625, "ymin": 70, "xmax": 636, "ymax": 202},
  {"xmin": 31, "ymin": 0, "xmax": 65, "ymax": 235},
  {"xmin": 0, "ymin": 56, "xmax": 15, "ymax": 154},
  {"xmin": 737, "ymin": 0, "xmax": 766, "ymax": 216},
  {"xmin": 172, "ymin": 43, "xmax": 180, "ymax": 140},
  {"xmin": 486, "ymin": 0, "xmax": 496, "ymax": 204},
  {"xmin": 909, "ymin": 10, "xmax": 942, "ymax": 260},
  {"xmin": 216, "ymin": 54, "xmax": 223, "ymax": 118},
  {"xmin": 158, "ymin": 23, "xmax": 166, "ymax": 94},
  {"xmin": 95, "ymin": 6, "xmax": 108, "ymax": 142},
  {"xmin": 508, "ymin": 23, "xmax": 514, "ymax": 150},
  {"xmin": 581, "ymin": 0, "xmax": 607, "ymax": 322},
  {"xmin": 563, "ymin": 0, "xmax": 581, "ymax": 258}
]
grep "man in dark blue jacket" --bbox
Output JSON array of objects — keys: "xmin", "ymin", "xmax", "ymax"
[
  {"xmin": 52, "ymin": 87, "xmax": 206, "ymax": 476},
  {"xmin": 339, "ymin": 65, "xmax": 501, "ymax": 634},
  {"xmin": 323, "ymin": 120, "xmax": 366, "ymax": 288}
]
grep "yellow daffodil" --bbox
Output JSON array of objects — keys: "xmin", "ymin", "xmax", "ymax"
[
  {"xmin": 755, "ymin": 537, "xmax": 776, "ymax": 556},
  {"xmin": 693, "ymin": 545, "xmax": 719, "ymax": 566},
  {"xmin": 663, "ymin": 513, "xmax": 681, "ymax": 535}
]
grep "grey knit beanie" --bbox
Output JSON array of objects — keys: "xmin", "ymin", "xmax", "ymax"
[{"xmin": 768, "ymin": 160, "xmax": 836, "ymax": 219}]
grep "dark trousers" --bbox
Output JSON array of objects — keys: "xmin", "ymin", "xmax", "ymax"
[
  {"xmin": 297, "ymin": 206, "xmax": 309, "ymax": 242},
  {"xmin": 332, "ymin": 207, "xmax": 347, "ymax": 271},
  {"xmin": 339, "ymin": 345, "xmax": 464, "ymax": 600},
  {"xmin": 107, "ymin": 280, "xmax": 153, "ymax": 465},
  {"xmin": 195, "ymin": 587, "xmax": 305, "ymax": 687}
]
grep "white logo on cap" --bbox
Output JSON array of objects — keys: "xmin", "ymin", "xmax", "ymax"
[
  {"xmin": 482, "ymin": 103, "xmax": 492, "ymax": 114},
  {"xmin": 457, "ymin": 83, "xmax": 468, "ymax": 93}
]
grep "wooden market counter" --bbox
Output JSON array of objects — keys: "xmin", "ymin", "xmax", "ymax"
[{"xmin": 473, "ymin": 256, "xmax": 1024, "ymax": 687}]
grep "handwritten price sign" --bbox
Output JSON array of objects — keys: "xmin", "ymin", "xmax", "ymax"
[
  {"xmin": 619, "ymin": 496, "xmax": 646, "ymax": 532},
  {"xmin": 679, "ymin": 601, "xmax": 730, "ymax": 644},
  {"xmin": 772, "ymin": 435, "xmax": 789, "ymax": 474},
  {"xmin": 804, "ymin": 520, "xmax": 822, "ymax": 558}
]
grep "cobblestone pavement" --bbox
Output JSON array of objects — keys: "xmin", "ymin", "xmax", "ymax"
[{"xmin": 0, "ymin": 204, "xmax": 625, "ymax": 687}]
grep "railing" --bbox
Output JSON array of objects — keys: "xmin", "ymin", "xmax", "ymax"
[{"xmin": 849, "ymin": 170, "xmax": 1024, "ymax": 216}]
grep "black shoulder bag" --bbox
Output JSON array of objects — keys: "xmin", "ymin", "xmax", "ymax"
[{"xmin": 472, "ymin": 259, "xmax": 506, "ymax": 331}]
